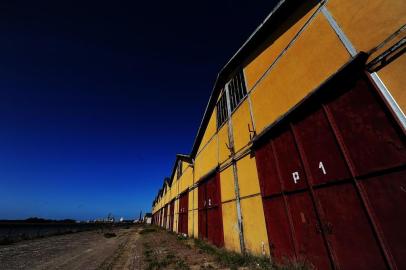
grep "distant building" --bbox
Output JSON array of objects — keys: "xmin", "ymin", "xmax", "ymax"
[
  {"xmin": 143, "ymin": 213, "xmax": 152, "ymax": 224},
  {"xmin": 151, "ymin": 1, "xmax": 405, "ymax": 269}
]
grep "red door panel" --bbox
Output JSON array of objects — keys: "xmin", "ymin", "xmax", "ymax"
[
  {"xmin": 179, "ymin": 192, "xmax": 189, "ymax": 235},
  {"xmin": 207, "ymin": 207, "xmax": 224, "ymax": 247},
  {"xmin": 198, "ymin": 208, "xmax": 207, "ymax": 240},
  {"xmin": 293, "ymin": 107, "xmax": 350, "ymax": 185},
  {"xmin": 327, "ymin": 77, "xmax": 406, "ymax": 176},
  {"xmin": 273, "ymin": 128, "xmax": 308, "ymax": 192},
  {"xmin": 165, "ymin": 205, "xmax": 168, "ymax": 229},
  {"xmin": 198, "ymin": 181, "xmax": 207, "ymax": 239},
  {"xmin": 206, "ymin": 174, "xmax": 224, "ymax": 247},
  {"xmin": 361, "ymin": 170, "xmax": 406, "ymax": 269},
  {"xmin": 198, "ymin": 181, "xmax": 207, "ymax": 210},
  {"xmin": 316, "ymin": 184, "xmax": 387, "ymax": 270},
  {"xmin": 287, "ymin": 192, "xmax": 332, "ymax": 270},
  {"xmin": 198, "ymin": 173, "xmax": 223, "ymax": 247},
  {"xmin": 262, "ymin": 196, "xmax": 295, "ymax": 262},
  {"xmin": 170, "ymin": 200, "xmax": 175, "ymax": 231},
  {"xmin": 255, "ymin": 141, "xmax": 282, "ymax": 196},
  {"xmin": 206, "ymin": 176, "xmax": 219, "ymax": 207}
]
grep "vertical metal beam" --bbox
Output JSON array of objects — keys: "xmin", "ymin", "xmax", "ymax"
[
  {"xmin": 225, "ymin": 84, "xmax": 246, "ymax": 253},
  {"xmin": 321, "ymin": 6, "xmax": 357, "ymax": 57},
  {"xmin": 322, "ymin": 6, "xmax": 406, "ymax": 130},
  {"xmin": 369, "ymin": 72, "xmax": 406, "ymax": 130}
]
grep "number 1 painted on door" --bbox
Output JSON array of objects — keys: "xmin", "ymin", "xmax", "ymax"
[{"xmin": 319, "ymin": 161, "xmax": 327, "ymax": 175}]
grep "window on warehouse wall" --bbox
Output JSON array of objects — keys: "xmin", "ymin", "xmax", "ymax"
[{"xmin": 216, "ymin": 70, "xmax": 247, "ymax": 129}]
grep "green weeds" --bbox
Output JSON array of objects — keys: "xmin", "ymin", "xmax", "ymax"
[
  {"xmin": 143, "ymin": 242, "xmax": 190, "ymax": 270},
  {"xmin": 193, "ymin": 238, "xmax": 312, "ymax": 270}
]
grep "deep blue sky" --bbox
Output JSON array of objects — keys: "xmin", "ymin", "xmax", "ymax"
[{"xmin": 0, "ymin": 0, "xmax": 277, "ymax": 220}]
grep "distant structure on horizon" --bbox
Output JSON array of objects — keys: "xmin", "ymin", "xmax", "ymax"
[{"xmin": 151, "ymin": 1, "xmax": 405, "ymax": 269}]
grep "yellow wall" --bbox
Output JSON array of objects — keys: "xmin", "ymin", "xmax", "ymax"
[
  {"xmin": 179, "ymin": 166, "xmax": 193, "ymax": 194},
  {"xmin": 377, "ymin": 54, "xmax": 406, "ymax": 112},
  {"xmin": 249, "ymin": 13, "xmax": 350, "ymax": 133},
  {"xmin": 244, "ymin": 1, "xmax": 321, "ymax": 90},
  {"xmin": 240, "ymin": 196, "xmax": 270, "ymax": 256},
  {"xmin": 188, "ymin": 188, "xmax": 198, "ymax": 237},
  {"xmin": 327, "ymin": 0, "xmax": 406, "ymax": 53},
  {"xmin": 194, "ymin": 137, "xmax": 218, "ymax": 181},
  {"xmin": 220, "ymin": 166, "xmax": 236, "ymax": 202},
  {"xmin": 218, "ymin": 124, "xmax": 230, "ymax": 164},
  {"xmin": 231, "ymin": 100, "xmax": 253, "ymax": 152},
  {"xmin": 222, "ymin": 201, "xmax": 241, "ymax": 252},
  {"xmin": 197, "ymin": 110, "xmax": 217, "ymax": 154},
  {"xmin": 237, "ymin": 155, "xmax": 261, "ymax": 198}
]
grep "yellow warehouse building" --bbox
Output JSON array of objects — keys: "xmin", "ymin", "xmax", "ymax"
[{"xmin": 151, "ymin": 0, "xmax": 406, "ymax": 269}]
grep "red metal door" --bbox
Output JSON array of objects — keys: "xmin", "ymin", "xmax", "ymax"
[
  {"xmin": 293, "ymin": 106, "xmax": 350, "ymax": 185},
  {"xmin": 166, "ymin": 206, "xmax": 168, "ymax": 228},
  {"xmin": 272, "ymin": 127, "xmax": 308, "ymax": 192},
  {"xmin": 256, "ymin": 141, "xmax": 282, "ymax": 196},
  {"xmin": 179, "ymin": 191, "xmax": 189, "ymax": 235},
  {"xmin": 325, "ymin": 73, "xmax": 406, "ymax": 269},
  {"xmin": 206, "ymin": 173, "xmax": 224, "ymax": 247},
  {"xmin": 198, "ymin": 173, "xmax": 224, "ymax": 247},
  {"xmin": 169, "ymin": 200, "xmax": 175, "ymax": 231},
  {"xmin": 255, "ymin": 67, "xmax": 406, "ymax": 269},
  {"xmin": 360, "ymin": 170, "xmax": 406, "ymax": 269},
  {"xmin": 326, "ymin": 77, "xmax": 406, "ymax": 177},
  {"xmin": 163, "ymin": 205, "xmax": 167, "ymax": 228},
  {"xmin": 262, "ymin": 196, "xmax": 295, "ymax": 262},
  {"xmin": 287, "ymin": 192, "xmax": 332, "ymax": 270},
  {"xmin": 315, "ymin": 183, "xmax": 387, "ymax": 269},
  {"xmin": 198, "ymin": 181, "xmax": 207, "ymax": 240}
]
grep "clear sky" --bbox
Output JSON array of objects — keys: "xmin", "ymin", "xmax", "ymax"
[{"xmin": 0, "ymin": 0, "xmax": 277, "ymax": 221}]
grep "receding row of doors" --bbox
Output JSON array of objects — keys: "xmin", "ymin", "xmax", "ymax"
[{"xmin": 153, "ymin": 66, "xmax": 405, "ymax": 270}]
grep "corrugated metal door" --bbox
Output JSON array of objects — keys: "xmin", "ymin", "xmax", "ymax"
[
  {"xmin": 255, "ymin": 68, "xmax": 405, "ymax": 269},
  {"xmin": 178, "ymin": 191, "xmax": 189, "ymax": 235},
  {"xmin": 324, "ymin": 75, "xmax": 406, "ymax": 269},
  {"xmin": 198, "ymin": 173, "xmax": 224, "ymax": 247},
  {"xmin": 169, "ymin": 200, "xmax": 175, "ymax": 231},
  {"xmin": 272, "ymin": 127, "xmax": 332, "ymax": 270},
  {"xmin": 198, "ymin": 181, "xmax": 207, "ymax": 240},
  {"xmin": 262, "ymin": 195, "xmax": 295, "ymax": 261},
  {"xmin": 206, "ymin": 173, "xmax": 224, "ymax": 247},
  {"xmin": 360, "ymin": 171, "xmax": 406, "ymax": 269}
]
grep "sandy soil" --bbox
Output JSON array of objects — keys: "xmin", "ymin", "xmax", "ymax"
[
  {"xmin": 0, "ymin": 225, "xmax": 223, "ymax": 270},
  {"xmin": 0, "ymin": 226, "xmax": 141, "ymax": 270}
]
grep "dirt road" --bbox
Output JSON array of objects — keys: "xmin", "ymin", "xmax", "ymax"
[
  {"xmin": 0, "ymin": 226, "xmax": 142, "ymax": 270},
  {"xmin": 0, "ymin": 226, "xmax": 306, "ymax": 270}
]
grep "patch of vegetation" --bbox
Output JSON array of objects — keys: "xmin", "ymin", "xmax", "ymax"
[
  {"xmin": 143, "ymin": 242, "xmax": 190, "ymax": 270},
  {"xmin": 175, "ymin": 259, "xmax": 191, "ymax": 270},
  {"xmin": 193, "ymin": 238, "xmax": 312, "ymax": 270},
  {"xmin": 103, "ymin": 232, "xmax": 117, "ymax": 238},
  {"xmin": 177, "ymin": 234, "xmax": 188, "ymax": 241}
]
